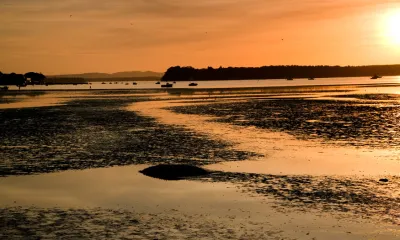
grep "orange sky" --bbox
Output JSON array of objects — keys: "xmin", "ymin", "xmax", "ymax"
[{"xmin": 0, "ymin": 0, "xmax": 399, "ymax": 74}]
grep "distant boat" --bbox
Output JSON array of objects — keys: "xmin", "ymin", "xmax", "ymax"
[
  {"xmin": 188, "ymin": 82, "xmax": 198, "ymax": 86},
  {"xmin": 109, "ymin": 82, "xmax": 112, "ymax": 84},
  {"xmin": 371, "ymin": 74, "xmax": 382, "ymax": 79},
  {"xmin": 286, "ymin": 77, "xmax": 294, "ymax": 81},
  {"xmin": 308, "ymin": 77, "xmax": 315, "ymax": 80},
  {"xmin": 132, "ymin": 82, "xmax": 137, "ymax": 85},
  {"xmin": 102, "ymin": 82, "xmax": 106, "ymax": 84},
  {"xmin": 161, "ymin": 83, "xmax": 173, "ymax": 88},
  {"xmin": 155, "ymin": 81, "xmax": 161, "ymax": 84}
]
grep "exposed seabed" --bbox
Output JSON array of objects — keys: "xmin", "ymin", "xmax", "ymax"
[{"xmin": 0, "ymin": 84, "xmax": 399, "ymax": 239}]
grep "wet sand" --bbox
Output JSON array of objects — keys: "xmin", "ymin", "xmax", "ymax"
[
  {"xmin": 0, "ymin": 166, "xmax": 398, "ymax": 239},
  {"xmin": 1, "ymin": 85, "xmax": 399, "ymax": 239}
]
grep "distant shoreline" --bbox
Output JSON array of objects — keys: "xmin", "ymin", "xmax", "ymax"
[
  {"xmin": 4, "ymin": 82, "xmax": 400, "ymax": 93},
  {"xmin": 162, "ymin": 65, "xmax": 400, "ymax": 81}
]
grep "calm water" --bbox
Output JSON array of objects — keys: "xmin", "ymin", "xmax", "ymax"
[{"xmin": 5, "ymin": 76, "xmax": 400, "ymax": 90}]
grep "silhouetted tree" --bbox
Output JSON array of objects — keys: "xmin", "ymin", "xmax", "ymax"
[
  {"xmin": 0, "ymin": 73, "xmax": 26, "ymax": 86},
  {"xmin": 24, "ymin": 72, "xmax": 46, "ymax": 85}
]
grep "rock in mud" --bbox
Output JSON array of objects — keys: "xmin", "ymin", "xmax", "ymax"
[{"xmin": 140, "ymin": 164, "xmax": 210, "ymax": 180}]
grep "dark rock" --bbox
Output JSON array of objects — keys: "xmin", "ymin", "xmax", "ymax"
[{"xmin": 140, "ymin": 164, "xmax": 210, "ymax": 180}]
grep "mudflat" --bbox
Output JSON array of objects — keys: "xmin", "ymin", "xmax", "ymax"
[{"xmin": 0, "ymin": 85, "xmax": 399, "ymax": 239}]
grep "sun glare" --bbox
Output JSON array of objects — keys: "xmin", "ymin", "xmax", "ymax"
[{"xmin": 385, "ymin": 10, "xmax": 400, "ymax": 45}]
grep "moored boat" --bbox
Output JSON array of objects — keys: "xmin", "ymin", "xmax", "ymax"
[
  {"xmin": 161, "ymin": 83, "xmax": 173, "ymax": 88},
  {"xmin": 371, "ymin": 74, "xmax": 382, "ymax": 79}
]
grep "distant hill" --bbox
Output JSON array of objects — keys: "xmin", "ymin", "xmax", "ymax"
[{"xmin": 50, "ymin": 71, "xmax": 163, "ymax": 79}]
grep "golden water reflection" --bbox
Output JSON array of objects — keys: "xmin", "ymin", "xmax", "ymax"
[{"xmin": 0, "ymin": 165, "xmax": 398, "ymax": 239}]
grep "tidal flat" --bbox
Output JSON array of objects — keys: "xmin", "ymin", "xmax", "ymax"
[{"xmin": 0, "ymin": 86, "xmax": 399, "ymax": 239}]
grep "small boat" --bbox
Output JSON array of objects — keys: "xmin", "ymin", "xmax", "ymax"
[
  {"xmin": 109, "ymin": 82, "xmax": 112, "ymax": 84},
  {"xmin": 155, "ymin": 81, "xmax": 161, "ymax": 84},
  {"xmin": 161, "ymin": 83, "xmax": 173, "ymax": 88},
  {"xmin": 308, "ymin": 77, "xmax": 315, "ymax": 80},
  {"xmin": 188, "ymin": 82, "xmax": 198, "ymax": 86},
  {"xmin": 371, "ymin": 74, "xmax": 382, "ymax": 79},
  {"xmin": 132, "ymin": 82, "xmax": 137, "ymax": 85},
  {"xmin": 286, "ymin": 77, "xmax": 294, "ymax": 81},
  {"xmin": 102, "ymin": 82, "xmax": 106, "ymax": 84}
]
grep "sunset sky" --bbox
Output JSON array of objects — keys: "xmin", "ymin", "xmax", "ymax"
[{"xmin": 1, "ymin": 0, "xmax": 400, "ymax": 74}]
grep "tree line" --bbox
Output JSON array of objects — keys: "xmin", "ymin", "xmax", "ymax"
[
  {"xmin": 161, "ymin": 65, "xmax": 400, "ymax": 81},
  {"xmin": 0, "ymin": 72, "xmax": 46, "ymax": 86}
]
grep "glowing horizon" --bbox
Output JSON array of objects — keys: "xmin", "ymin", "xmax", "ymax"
[{"xmin": 1, "ymin": 0, "xmax": 400, "ymax": 75}]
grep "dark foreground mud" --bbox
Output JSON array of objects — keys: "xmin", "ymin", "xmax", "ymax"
[
  {"xmin": 170, "ymin": 97, "xmax": 400, "ymax": 148},
  {"xmin": 204, "ymin": 172, "xmax": 400, "ymax": 225},
  {"xmin": 0, "ymin": 207, "xmax": 277, "ymax": 240},
  {"xmin": 0, "ymin": 207, "xmax": 288, "ymax": 240},
  {"xmin": 0, "ymin": 98, "xmax": 255, "ymax": 177}
]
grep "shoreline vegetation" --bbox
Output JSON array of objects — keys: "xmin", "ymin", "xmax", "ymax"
[{"xmin": 161, "ymin": 64, "xmax": 400, "ymax": 81}]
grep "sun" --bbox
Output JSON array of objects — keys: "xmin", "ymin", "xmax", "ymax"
[{"xmin": 386, "ymin": 10, "xmax": 400, "ymax": 45}]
